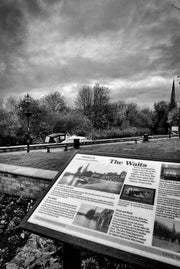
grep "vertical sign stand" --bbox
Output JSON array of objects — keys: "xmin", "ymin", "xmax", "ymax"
[{"xmin": 63, "ymin": 243, "xmax": 81, "ymax": 269}]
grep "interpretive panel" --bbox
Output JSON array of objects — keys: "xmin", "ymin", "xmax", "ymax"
[{"xmin": 21, "ymin": 152, "xmax": 180, "ymax": 268}]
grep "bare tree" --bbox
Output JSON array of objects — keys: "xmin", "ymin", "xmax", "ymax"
[
  {"xmin": 75, "ymin": 85, "xmax": 93, "ymax": 117},
  {"xmin": 171, "ymin": 3, "xmax": 180, "ymax": 10},
  {"xmin": 93, "ymin": 84, "xmax": 110, "ymax": 128},
  {"xmin": 41, "ymin": 91, "xmax": 66, "ymax": 113}
]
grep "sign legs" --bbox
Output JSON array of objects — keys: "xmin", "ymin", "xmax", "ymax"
[{"xmin": 63, "ymin": 243, "xmax": 81, "ymax": 269}]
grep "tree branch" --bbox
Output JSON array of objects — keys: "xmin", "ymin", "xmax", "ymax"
[{"xmin": 171, "ymin": 3, "xmax": 180, "ymax": 10}]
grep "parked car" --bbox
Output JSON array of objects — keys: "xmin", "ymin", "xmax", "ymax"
[
  {"xmin": 171, "ymin": 131, "xmax": 179, "ymax": 135},
  {"xmin": 61, "ymin": 135, "xmax": 88, "ymax": 144},
  {"xmin": 44, "ymin": 133, "xmax": 66, "ymax": 143}
]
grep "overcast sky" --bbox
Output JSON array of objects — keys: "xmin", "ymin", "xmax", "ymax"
[{"xmin": 1, "ymin": 0, "xmax": 180, "ymax": 108}]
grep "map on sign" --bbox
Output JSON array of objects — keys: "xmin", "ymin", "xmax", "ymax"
[{"xmin": 21, "ymin": 152, "xmax": 180, "ymax": 268}]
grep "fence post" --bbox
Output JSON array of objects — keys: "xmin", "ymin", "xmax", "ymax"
[
  {"xmin": 64, "ymin": 145, "xmax": 68, "ymax": 151},
  {"xmin": 143, "ymin": 134, "xmax": 148, "ymax": 142},
  {"xmin": 74, "ymin": 139, "xmax": 80, "ymax": 149}
]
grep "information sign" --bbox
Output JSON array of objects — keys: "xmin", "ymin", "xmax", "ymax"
[{"xmin": 21, "ymin": 152, "xmax": 180, "ymax": 268}]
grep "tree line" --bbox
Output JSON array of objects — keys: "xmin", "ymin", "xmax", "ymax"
[{"xmin": 0, "ymin": 84, "xmax": 176, "ymax": 146}]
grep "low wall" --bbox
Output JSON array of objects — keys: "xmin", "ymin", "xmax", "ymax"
[{"xmin": 0, "ymin": 163, "xmax": 58, "ymax": 199}]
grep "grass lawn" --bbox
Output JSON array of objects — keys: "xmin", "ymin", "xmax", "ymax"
[{"xmin": 0, "ymin": 138, "xmax": 179, "ymax": 171}]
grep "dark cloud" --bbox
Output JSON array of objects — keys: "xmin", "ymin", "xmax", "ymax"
[
  {"xmin": 0, "ymin": 1, "xmax": 25, "ymax": 52},
  {"xmin": 0, "ymin": 0, "xmax": 180, "ymax": 107},
  {"xmin": 22, "ymin": 0, "xmax": 62, "ymax": 17},
  {"xmin": 22, "ymin": 0, "xmax": 42, "ymax": 16},
  {"xmin": 58, "ymin": 0, "xmax": 143, "ymax": 39},
  {"xmin": 0, "ymin": 0, "xmax": 57, "ymax": 54},
  {"xmin": 146, "ymin": 33, "xmax": 180, "ymax": 78},
  {"xmin": 0, "ymin": 0, "xmax": 47, "ymax": 95},
  {"xmin": 0, "ymin": 0, "xmax": 26, "ymax": 98}
]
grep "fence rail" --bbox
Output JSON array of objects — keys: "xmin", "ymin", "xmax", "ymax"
[{"xmin": 0, "ymin": 134, "xmax": 177, "ymax": 153}]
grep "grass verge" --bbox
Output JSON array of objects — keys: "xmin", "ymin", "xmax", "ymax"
[{"xmin": 0, "ymin": 138, "xmax": 179, "ymax": 171}]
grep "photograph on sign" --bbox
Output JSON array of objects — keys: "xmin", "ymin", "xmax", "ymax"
[
  {"xmin": 21, "ymin": 152, "xmax": 180, "ymax": 268},
  {"xmin": 152, "ymin": 216, "xmax": 180, "ymax": 253},
  {"xmin": 58, "ymin": 162, "xmax": 127, "ymax": 194},
  {"xmin": 160, "ymin": 163, "xmax": 180, "ymax": 181},
  {"xmin": 120, "ymin": 185, "xmax": 156, "ymax": 205},
  {"xmin": 73, "ymin": 204, "xmax": 114, "ymax": 233}
]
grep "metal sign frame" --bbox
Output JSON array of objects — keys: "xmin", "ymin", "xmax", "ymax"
[{"xmin": 20, "ymin": 151, "xmax": 180, "ymax": 269}]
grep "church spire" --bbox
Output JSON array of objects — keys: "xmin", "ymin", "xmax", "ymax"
[
  {"xmin": 82, "ymin": 163, "xmax": 90, "ymax": 173},
  {"xmin": 169, "ymin": 79, "xmax": 177, "ymax": 110}
]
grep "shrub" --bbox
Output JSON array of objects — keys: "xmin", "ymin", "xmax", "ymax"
[
  {"xmin": 6, "ymin": 234, "xmax": 62, "ymax": 269},
  {"xmin": 53, "ymin": 112, "xmax": 93, "ymax": 137},
  {"xmin": 90, "ymin": 127, "xmax": 151, "ymax": 140},
  {"xmin": 0, "ymin": 193, "xmax": 34, "ymax": 269}
]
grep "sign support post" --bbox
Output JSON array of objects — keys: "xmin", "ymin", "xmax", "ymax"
[{"xmin": 63, "ymin": 243, "xmax": 81, "ymax": 269}]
